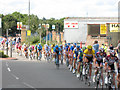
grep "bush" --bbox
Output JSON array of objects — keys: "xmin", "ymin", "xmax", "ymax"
[{"xmin": 0, "ymin": 51, "xmax": 9, "ymax": 58}]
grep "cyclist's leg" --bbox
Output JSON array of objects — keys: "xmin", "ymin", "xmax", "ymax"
[{"xmin": 77, "ymin": 61, "xmax": 81, "ymax": 73}]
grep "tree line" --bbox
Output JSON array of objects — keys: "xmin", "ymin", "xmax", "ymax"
[{"xmin": 0, "ymin": 12, "xmax": 65, "ymax": 37}]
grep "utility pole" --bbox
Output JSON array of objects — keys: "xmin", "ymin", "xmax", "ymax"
[
  {"xmin": 6, "ymin": 29, "xmax": 8, "ymax": 55},
  {"xmin": 28, "ymin": 0, "xmax": 30, "ymax": 46}
]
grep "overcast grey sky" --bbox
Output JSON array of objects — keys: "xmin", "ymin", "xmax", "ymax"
[{"xmin": 0, "ymin": 0, "xmax": 119, "ymax": 19}]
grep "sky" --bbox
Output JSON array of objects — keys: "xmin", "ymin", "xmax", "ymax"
[{"xmin": 0, "ymin": 0, "xmax": 119, "ymax": 19}]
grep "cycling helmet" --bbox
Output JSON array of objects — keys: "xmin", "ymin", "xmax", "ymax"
[
  {"xmin": 87, "ymin": 45, "xmax": 92, "ymax": 49},
  {"xmin": 77, "ymin": 46, "xmax": 80, "ymax": 49},
  {"xmin": 55, "ymin": 45, "xmax": 59, "ymax": 48},
  {"xmin": 99, "ymin": 48, "xmax": 105, "ymax": 53},
  {"xmin": 110, "ymin": 50, "xmax": 116, "ymax": 57},
  {"xmin": 74, "ymin": 43, "xmax": 77, "ymax": 46},
  {"xmin": 35, "ymin": 45, "xmax": 37, "ymax": 47},
  {"xmin": 68, "ymin": 43, "xmax": 70, "ymax": 46},
  {"xmin": 39, "ymin": 43, "xmax": 41, "ymax": 46}
]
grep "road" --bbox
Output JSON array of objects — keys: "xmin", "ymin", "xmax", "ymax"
[{"xmin": 1, "ymin": 51, "xmax": 95, "ymax": 89}]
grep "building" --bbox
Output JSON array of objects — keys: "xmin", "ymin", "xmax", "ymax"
[{"xmin": 64, "ymin": 17, "xmax": 120, "ymax": 46}]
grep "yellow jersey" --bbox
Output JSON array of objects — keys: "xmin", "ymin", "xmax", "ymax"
[{"xmin": 83, "ymin": 49, "xmax": 95, "ymax": 57}]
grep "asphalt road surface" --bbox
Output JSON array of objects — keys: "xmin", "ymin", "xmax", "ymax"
[{"xmin": 2, "ymin": 56, "xmax": 95, "ymax": 89}]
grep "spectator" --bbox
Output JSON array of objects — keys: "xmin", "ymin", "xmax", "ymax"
[
  {"xmin": 117, "ymin": 40, "xmax": 120, "ymax": 60},
  {"xmin": 109, "ymin": 44, "xmax": 114, "ymax": 50},
  {"xmin": 93, "ymin": 40, "xmax": 99, "ymax": 54}
]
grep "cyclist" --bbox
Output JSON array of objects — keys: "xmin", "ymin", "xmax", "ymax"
[
  {"xmin": 69, "ymin": 45, "xmax": 74, "ymax": 71},
  {"xmin": 65, "ymin": 44, "xmax": 70, "ymax": 67},
  {"xmin": 23, "ymin": 45, "xmax": 28, "ymax": 58},
  {"xmin": 45, "ymin": 45, "xmax": 50, "ymax": 60},
  {"xmin": 117, "ymin": 60, "xmax": 120, "ymax": 89},
  {"xmin": 104, "ymin": 50, "xmax": 119, "ymax": 89},
  {"xmin": 34, "ymin": 45, "xmax": 38, "ymax": 59},
  {"xmin": 53, "ymin": 45, "xmax": 61, "ymax": 65},
  {"xmin": 83, "ymin": 45, "xmax": 96, "ymax": 83},
  {"xmin": 37, "ymin": 43, "xmax": 42, "ymax": 60},
  {"xmin": 76, "ymin": 47, "xmax": 83, "ymax": 78},
  {"xmin": 60, "ymin": 45, "xmax": 64, "ymax": 64},
  {"xmin": 28, "ymin": 45, "xmax": 33, "ymax": 59},
  {"xmin": 72, "ymin": 46, "xmax": 80, "ymax": 74},
  {"xmin": 93, "ymin": 48, "xmax": 107, "ymax": 84}
]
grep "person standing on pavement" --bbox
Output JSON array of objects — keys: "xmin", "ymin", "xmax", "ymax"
[
  {"xmin": 117, "ymin": 40, "xmax": 120, "ymax": 60},
  {"xmin": 109, "ymin": 44, "xmax": 114, "ymax": 50},
  {"xmin": 93, "ymin": 40, "xmax": 99, "ymax": 54}
]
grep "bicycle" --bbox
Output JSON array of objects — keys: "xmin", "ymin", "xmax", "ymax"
[
  {"xmin": 79, "ymin": 61, "xmax": 84, "ymax": 81},
  {"xmin": 83, "ymin": 63, "xmax": 90, "ymax": 86},
  {"xmin": 38, "ymin": 51, "xmax": 42, "ymax": 61},
  {"xmin": 105, "ymin": 70, "xmax": 114, "ymax": 89},
  {"xmin": 61, "ymin": 53, "xmax": 63, "ymax": 65},
  {"xmin": 95, "ymin": 67, "xmax": 103, "ymax": 89},
  {"xmin": 55, "ymin": 54, "xmax": 59, "ymax": 69}
]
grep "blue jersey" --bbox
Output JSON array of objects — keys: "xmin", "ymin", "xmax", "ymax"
[
  {"xmin": 38, "ymin": 45, "xmax": 42, "ymax": 50},
  {"xmin": 53, "ymin": 47, "xmax": 61, "ymax": 55}
]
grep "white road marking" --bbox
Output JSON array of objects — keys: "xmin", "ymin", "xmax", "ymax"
[
  {"xmin": 11, "ymin": 74, "xmax": 19, "ymax": 80},
  {"xmin": 7, "ymin": 68, "xmax": 11, "ymax": 72},
  {"xmin": 23, "ymin": 82, "xmax": 37, "ymax": 90}
]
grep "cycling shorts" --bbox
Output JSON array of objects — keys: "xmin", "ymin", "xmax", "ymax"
[{"xmin": 85, "ymin": 56, "xmax": 93, "ymax": 64}]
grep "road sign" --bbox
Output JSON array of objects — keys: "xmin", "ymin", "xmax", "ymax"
[
  {"xmin": 52, "ymin": 25, "xmax": 55, "ymax": 29},
  {"xmin": 100, "ymin": 24, "xmax": 107, "ymax": 34},
  {"xmin": 46, "ymin": 24, "xmax": 49, "ymax": 29},
  {"xmin": 17, "ymin": 22, "xmax": 22, "ymax": 30},
  {"xmin": 64, "ymin": 21, "xmax": 78, "ymax": 29},
  {"xmin": 42, "ymin": 24, "xmax": 46, "ymax": 28},
  {"xmin": 110, "ymin": 24, "xmax": 120, "ymax": 32},
  {"xmin": 27, "ymin": 30, "xmax": 31, "ymax": 36}
]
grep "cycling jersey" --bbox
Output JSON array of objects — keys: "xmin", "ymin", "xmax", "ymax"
[
  {"xmin": 105, "ymin": 55, "xmax": 118, "ymax": 70},
  {"xmin": 53, "ymin": 47, "xmax": 61, "ymax": 55},
  {"xmin": 96, "ymin": 52, "xmax": 106, "ymax": 65},
  {"xmin": 38, "ymin": 45, "xmax": 42, "ymax": 50},
  {"xmin": 77, "ymin": 50, "xmax": 83, "ymax": 62},
  {"xmin": 83, "ymin": 49, "xmax": 95, "ymax": 57}
]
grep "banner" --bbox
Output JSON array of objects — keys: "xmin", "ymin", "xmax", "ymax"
[
  {"xmin": 100, "ymin": 24, "xmax": 107, "ymax": 34},
  {"xmin": 0, "ymin": 18, "xmax": 1, "ymax": 28},
  {"xmin": 17, "ymin": 22, "xmax": 22, "ymax": 30},
  {"xmin": 64, "ymin": 21, "xmax": 78, "ymax": 29},
  {"xmin": 27, "ymin": 30, "xmax": 31, "ymax": 36},
  {"xmin": 52, "ymin": 25, "xmax": 55, "ymax": 29},
  {"xmin": 46, "ymin": 24, "xmax": 49, "ymax": 29},
  {"xmin": 110, "ymin": 24, "xmax": 120, "ymax": 32}
]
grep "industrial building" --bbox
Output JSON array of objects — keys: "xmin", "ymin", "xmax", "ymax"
[{"xmin": 64, "ymin": 17, "xmax": 120, "ymax": 46}]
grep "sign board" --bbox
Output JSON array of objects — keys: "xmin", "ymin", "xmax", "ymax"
[
  {"xmin": 52, "ymin": 25, "xmax": 55, "ymax": 29},
  {"xmin": 64, "ymin": 21, "xmax": 79, "ymax": 29},
  {"xmin": 0, "ymin": 18, "xmax": 1, "ymax": 28},
  {"xmin": 46, "ymin": 24, "xmax": 49, "ymax": 29},
  {"xmin": 42, "ymin": 24, "xmax": 46, "ymax": 28},
  {"xmin": 100, "ymin": 24, "xmax": 107, "ymax": 34},
  {"xmin": 27, "ymin": 30, "xmax": 31, "ymax": 36},
  {"xmin": 17, "ymin": 22, "xmax": 22, "ymax": 30},
  {"xmin": 110, "ymin": 24, "xmax": 120, "ymax": 32}
]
